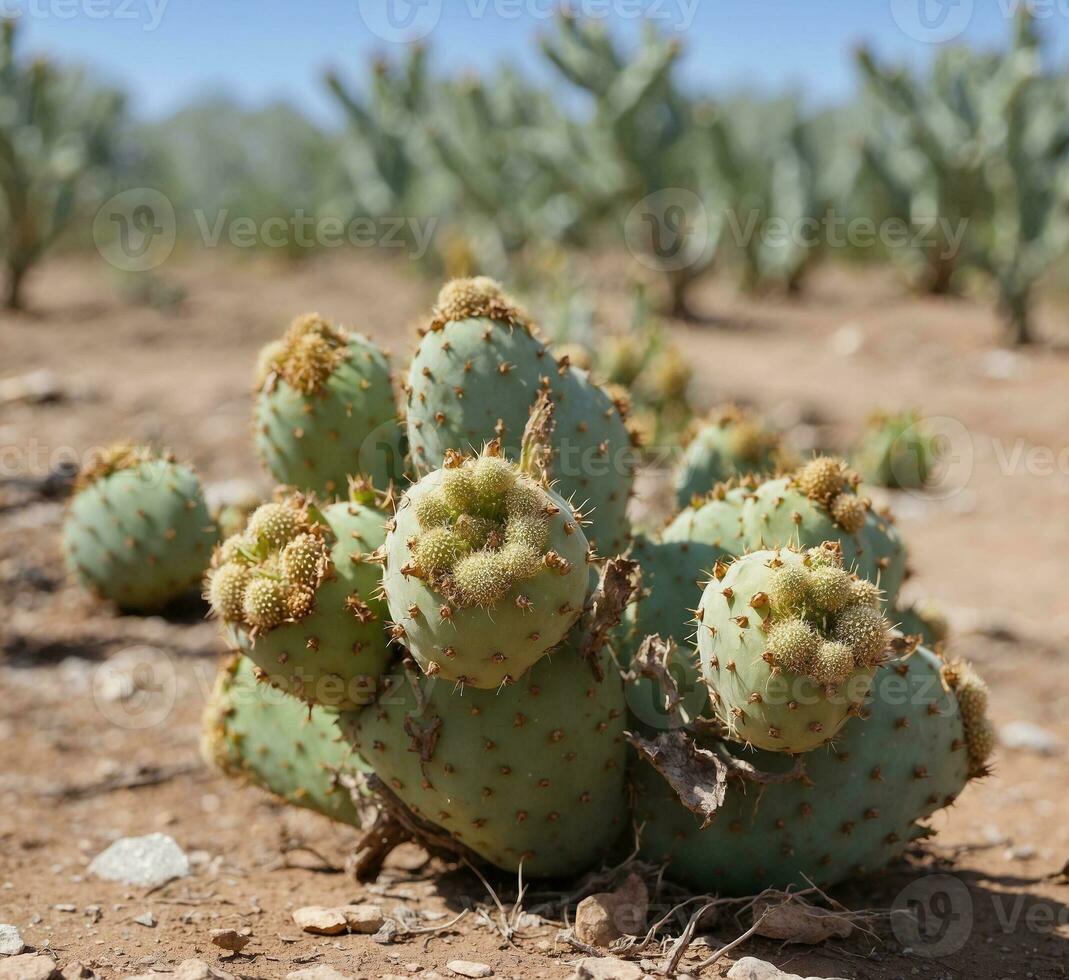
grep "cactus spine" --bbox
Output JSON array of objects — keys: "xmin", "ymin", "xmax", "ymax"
[
  {"xmin": 254, "ymin": 313, "xmax": 403, "ymax": 498},
  {"xmin": 62, "ymin": 445, "xmax": 218, "ymax": 610}
]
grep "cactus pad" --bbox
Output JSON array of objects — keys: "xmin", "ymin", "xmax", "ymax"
[
  {"xmin": 201, "ymin": 654, "xmax": 366, "ymax": 825},
  {"xmin": 254, "ymin": 313, "xmax": 403, "ymax": 498},
  {"xmin": 696, "ymin": 545, "xmax": 890, "ymax": 752},
  {"xmin": 740, "ymin": 458, "xmax": 907, "ymax": 605},
  {"xmin": 62, "ymin": 445, "xmax": 218, "ymax": 610},
  {"xmin": 207, "ymin": 493, "xmax": 393, "ymax": 710},
  {"xmin": 382, "ymin": 448, "xmax": 590, "ymax": 688},
  {"xmin": 340, "ymin": 639, "xmax": 628, "ymax": 877},
  {"xmin": 635, "ymin": 646, "xmax": 988, "ymax": 894}
]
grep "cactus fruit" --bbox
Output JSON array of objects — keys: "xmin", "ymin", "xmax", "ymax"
[
  {"xmin": 853, "ymin": 411, "xmax": 936, "ymax": 490},
  {"xmin": 381, "ymin": 447, "xmax": 590, "ymax": 688},
  {"xmin": 663, "ymin": 479, "xmax": 750, "ymax": 556},
  {"xmin": 207, "ymin": 491, "xmax": 392, "ymax": 710},
  {"xmin": 202, "ymin": 654, "xmax": 366, "ymax": 825},
  {"xmin": 696, "ymin": 545, "xmax": 891, "ymax": 753},
  {"xmin": 404, "ymin": 278, "xmax": 633, "ymax": 552},
  {"xmin": 673, "ymin": 406, "xmax": 786, "ymax": 507},
  {"xmin": 254, "ymin": 313, "xmax": 403, "ymax": 498},
  {"xmin": 634, "ymin": 646, "xmax": 991, "ymax": 894},
  {"xmin": 340, "ymin": 634, "xmax": 629, "ymax": 877},
  {"xmin": 740, "ymin": 458, "xmax": 908, "ymax": 606},
  {"xmin": 62, "ymin": 444, "xmax": 218, "ymax": 610}
]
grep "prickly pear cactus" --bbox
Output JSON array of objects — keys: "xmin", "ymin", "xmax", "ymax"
[
  {"xmin": 340, "ymin": 638, "xmax": 629, "ymax": 877},
  {"xmin": 404, "ymin": 278, "xmax": 633, "ymax": 552},
  {"xmin": 206, "ymin": 491, "xmax": 392, "ymax": 710},
  {"xmin": 201, "ymin": 654, "xmax": 366, "ymax": 825},
  {"xmin": 673, "ymin": 406, "xmax": 786, "ymax": 507},
  {"xmin": 382, "ymin": 447, "xmax": 590, "ymax": 688},
  {"xmin": 62, "ymin": 445, "xmax": 218, "ymax": 611},
  {"xmin": 740, "ymin": 457, "xmax": 907, "ymax": 605},
  {"xmin": 634, "ymin": 646, "xmax": 992, "ymax": 894},
  {"xmin": 853, "ymin": 410, "xmax": 936, "ymax": 490},
  {"xmin": 254, "ymin": 313, "xmax": 403, "ymax": 498},
  {"xmin": 697, "ymin": 545, "xmax": 891, "ymax": 753},
  {"xmin": 405, "ymin": 278, "xmax": 549, "ymax": 467},
  {"xmin": 620, "ymin": 536, "xmax": 715, "ymax": 731},
  {"xmin": 662, "ymin": 479, "xmax": 750, "ymax": 555}
]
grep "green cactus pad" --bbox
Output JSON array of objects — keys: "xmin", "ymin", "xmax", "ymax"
[
  {"xmin": 663, "ymin": 480, "xmax": 750, "ymax": 555},
  {"xmin": 673, "ymin": 406, "xmax": 786, "ymax": 507},
  {"xmin": 202, "ymin": 654, "xmax": 366, "ymax": 825},
  {"xmin": 383, "ymin": 451, "xmax": 590, "ymax": 688},
  {"xmin": 549, "ymin": 366, "xmax": 634, "ymax": 554},
  {"xmin": 62, "ymin": 445, "xmax": 218, "ymax": 611},
  {"xmin": 340, "ymin": 639, "xmax": 628, "ymax": 877},
  {"xmin": 635, "ymin": 646, "xmax": 985, "ymax": 894},
  {"xmin": 740, "ymin": 459, "xmax": 907, "ymax": 605},
  {"xmin": 208, "ymin": 495, "xmax": 393, "ymax": 710},
  {"xmin": 619, "ymin": 535, "xmax": 715, "ymax": 731},
  {"xmin": 254, "ymin": 313, "xmax": 404, "ymax": 498},
  {"xmin": 697, "ymin": 546, "xmax": 891, "ymax": 753},
  {"xmin": 404, "ymin": 278, "xmax": 633, "ymax": 553}
]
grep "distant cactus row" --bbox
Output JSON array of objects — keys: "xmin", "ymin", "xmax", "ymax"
[
  {"xmin": 61, "ymin": 277, "xmax": 990, "ymax": 894},
  {"xmin": 318, "ymin": 10, "xmax": 1068, "ymax": 342}
]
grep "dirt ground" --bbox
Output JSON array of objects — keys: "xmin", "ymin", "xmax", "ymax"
[{"xmin": 1, "ymin": 252, "xmax": 1068, "ymax": 979}]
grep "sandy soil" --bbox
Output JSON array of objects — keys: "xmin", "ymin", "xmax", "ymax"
[{"xmin": 1, "ymin": 252, "xmax": 1067, "ymax": 979}]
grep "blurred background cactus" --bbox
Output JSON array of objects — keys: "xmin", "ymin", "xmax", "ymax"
[{"xmin": 0, "ymin": 18, "xmax": 124, "ymax": 309}]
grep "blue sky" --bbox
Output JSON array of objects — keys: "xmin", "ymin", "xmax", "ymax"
[{"xmin": 14, "ymin": 0, "xmax": 1069, "ymax": 122}]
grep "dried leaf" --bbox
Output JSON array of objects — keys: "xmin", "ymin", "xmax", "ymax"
[
  {"xmin": 627, "ymin": 634, "xmax": 681, "ymax": 717},
  {"xmin": 580, "ymin": 558, "xmax": 642, "ymax": 677},
  {"xmin": 627, "ymin": 729, "xmax": 727, "ymax": 829}
]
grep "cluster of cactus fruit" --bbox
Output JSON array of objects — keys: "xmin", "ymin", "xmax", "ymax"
[{"xmin": 60, "ymin": 274, "xmax": 994, "ymax": 895}]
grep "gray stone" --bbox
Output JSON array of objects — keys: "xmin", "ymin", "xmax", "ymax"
[
  {"xmin": 0, "ymin": 926, "xmax": 24, "ymax": 957},
  {"xmin": 88, "ymin": 834, "xmax": 189, "ymax": 889},
  {"xmin": 285, "ymin": 967, "xmax": 352, "ymax": 980},
  {"xmin": 1000, "ymin": 721, "xmax": 1063, "ymax": 756},
  {"xmin": 446, "ymin": 964, "xmax": 493, "ymax": 979},
  {"xmin": 570, "ymin": 958, "xmax": 645, "ymax": 980},
  {"xmin": 727, "ymin": 957, "xmax": 849, "ymax": 980}
]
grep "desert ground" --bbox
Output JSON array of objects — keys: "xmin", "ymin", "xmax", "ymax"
[{"xmin": 1, "ymin": 251, "xmax": 1067, "ymax": 979}]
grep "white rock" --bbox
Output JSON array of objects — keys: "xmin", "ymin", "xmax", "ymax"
[
  {"xmin": 88, "ymin": 834, "xmax": 189, "ymax": 889},
  {"xmin": 285, "ymin": 967, "xmax": 353, "ymax": 980},
  {"xmin": 0, "ymin": 926, "xmax": 24, "ymax": 957},
  {"xmin": 446, "ymin": 963, "xmax": 493, "ymax": 979},
  {"xmin": 292, "ymin": 905, "xmax": 384, "ymax": 936},
  {"xmin": 727, "ymin": 956, "xmax": 849, "ymax": 980},
  {"xmin": 570, "ymin": 958, "xmax": 644, "ymax": 980},
  {"xmin": 1000, "ymin": 721, "xmax": 1064, "ymax": 756}
]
